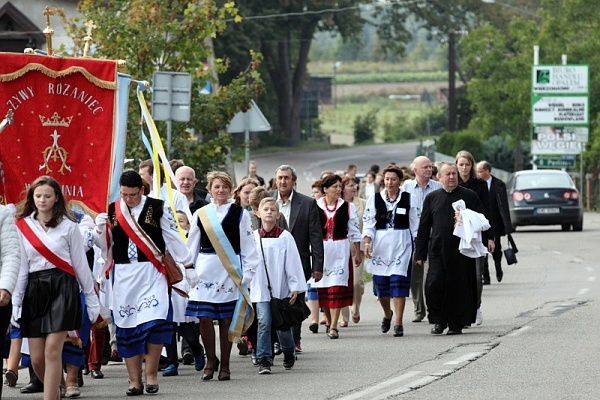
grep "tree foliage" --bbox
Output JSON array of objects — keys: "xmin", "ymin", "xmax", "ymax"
[
  {"xmin": 215, "ymin": 1, "xmax": 412, "ymax": 147},
  {"xmin": 60, "ymin": 0, "xmax": 262, "ymax": 181}
]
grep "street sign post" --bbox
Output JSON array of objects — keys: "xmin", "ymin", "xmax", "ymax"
[
  {"xmin": 532, "ymin": 156, "xmax": 576, "ymax": 169},
  {"xmin": 152, "ymin": 72, "xmax": 192, "ymax": 158},
  {"xmin": 531, "ymin": 126, "xmax": 588, "ymax": 155},
  {"xmin": 531, "ymin": 95, "xmax": 588, "ymax": 125},
  {"xmin": 532, "ymin": 65, "xmax": 588, "ymax": 94}
]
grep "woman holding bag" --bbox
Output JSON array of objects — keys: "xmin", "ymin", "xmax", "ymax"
[{"xmin": 12, "ymin": 176, "xmax": 100, "ymax": 400}]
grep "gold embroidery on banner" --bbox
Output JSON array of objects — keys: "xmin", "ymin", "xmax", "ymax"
[
  {"xmin": 40, "ymin": 130, "xmax": 71, "ymax": 175},
  {"xmin": 0, "ymin": 63, "xmax": 117, "ymax": 90}
]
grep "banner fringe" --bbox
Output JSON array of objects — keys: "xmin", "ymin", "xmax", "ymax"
[{"xmin": 0, "ymin": 63, "xmax": 116, "ymax": 89}]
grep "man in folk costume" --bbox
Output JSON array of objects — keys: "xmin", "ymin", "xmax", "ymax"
[{"xmin": 94, "ymin": 170, "xmax": 197, "ymax": 396}]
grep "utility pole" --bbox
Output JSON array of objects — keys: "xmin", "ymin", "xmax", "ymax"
[{"xmin": 448, "ymin": 29, "xmax": 457, "ymax": 132}]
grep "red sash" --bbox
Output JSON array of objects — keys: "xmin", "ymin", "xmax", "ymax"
[
  {"xmin": 15, "ymin": 218, "xmax": 76, "ymax": 277},
  {"xmin": 114, "ymin": 200, "xmax": 166, "ymax": 276}
]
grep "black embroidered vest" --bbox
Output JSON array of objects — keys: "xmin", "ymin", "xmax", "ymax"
[
  {"xmin": 108, "ymin": 197, "xmax": 166, "ymax": 263},
  {"xmin": 198, "ymin": 204, "xmax": 243, "ymax": 254},
  {"xmin": 318, "ymin": 201, "xmax": 350, "ymax": 240},
  {"xmin": 374, "ymin": 191, "xmax": 410, "ymax": 230}
]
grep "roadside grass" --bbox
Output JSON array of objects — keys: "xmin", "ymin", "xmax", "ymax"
[{"xmin": 321, "ymin": 96, "xmax": 426, "ymax": 137}]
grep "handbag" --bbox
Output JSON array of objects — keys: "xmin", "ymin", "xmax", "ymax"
[
  {"xmin": 163, "ymin": 251, "xmax": 183, "ymax": 286},
  {"xmin": 503, "ymin": 234, "xmax": 518, "ymax": 265},
  {"xmin": 260, "ymin": 237, "xmax": 310, "ymax": 331}
]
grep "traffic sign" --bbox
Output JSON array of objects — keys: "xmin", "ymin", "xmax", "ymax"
[
  {"xmin": 533, "ymin": 156, "xmax": 576, "ymax": 168},
  {"xmin": 152, "ymin": 72, "xmax": 192, "ymax": 122}
]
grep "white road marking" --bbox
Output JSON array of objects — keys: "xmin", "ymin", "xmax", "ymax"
[
  {"xmin": 587, "ymin": 276, "xmax": 596, "ymax": 282},
  {"xmin": 552, "ymin": 251, "xmax": 562, "ymax": 254},
  {"xmin": 371, "ymin": 376, "xmax": 439, "ymax": 400},
  {"xmin": 578, "ymin": 288, "xmax": 590, "ymax": 295},
  {"xmin": 340, "ymin": 371, "xmax": 422, "ymax": 400},
  {"xmin": 508, "ymin": 326, "xmax": 531, "ymax": 336},
  {"xmin": 444, "ymin": 352, "xmax": 483, "ymax": 365},
  {"xmin": 585, "ymin": 267, "xmax": 594, "ymax": 272}
]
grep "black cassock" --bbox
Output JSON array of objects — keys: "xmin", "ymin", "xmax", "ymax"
[{"xmin": 414, "ymin": 186, "xmax": 488, "ymax": 327}]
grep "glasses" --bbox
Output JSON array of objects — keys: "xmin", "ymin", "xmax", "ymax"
[{"xmin": 120, "ymin": 189, "xmax": 141, "ymax": 199}]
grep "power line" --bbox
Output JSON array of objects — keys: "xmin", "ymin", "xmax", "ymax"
[{"xmin": 226, "ymin": 0, "xmax": 425, "ymax": 22}]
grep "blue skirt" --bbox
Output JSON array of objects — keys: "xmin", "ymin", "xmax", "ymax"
[
  {"xmin": 373, "ymin": 274, "xmax": 411, "ymax": 298},
  {"xmin": 185, "ymin": 300, "xmax": 237, "ymax": 320},
  {"xmin": 116, "ymin": 302, "xmax": 174, "ymax": 358},
  {"xmin": 306, "ymin": 283, "xmax": 318, "ymax": 301}
]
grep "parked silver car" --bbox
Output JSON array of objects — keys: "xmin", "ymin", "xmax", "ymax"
[{"xmin": 506, "ymin": 170, "xmax": 583, "ymax": 231}]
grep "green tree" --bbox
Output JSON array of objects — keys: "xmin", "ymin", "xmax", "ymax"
[
  {"xmin": 215, "ymin": 1, "xmax": 411, "ymax": 146},
  {"xmin": 460, "ymin": 20, "xmax": 538, "ymax": 171},
  {"xmin": 353, "ymin": 109, "xmax": 379, "ymax": 144},
  {"xmin": 60, "ymin": 0, "xmax": 262, "ymax": 179}
]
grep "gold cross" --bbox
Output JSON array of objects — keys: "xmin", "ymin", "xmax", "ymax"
[
  {"xmin": 43, "ymin": 6, "xmax": 55, "ymax": 29},
  {"xmin": 83, "ymin": 20, "xmax": 97, "ymax": 38}
]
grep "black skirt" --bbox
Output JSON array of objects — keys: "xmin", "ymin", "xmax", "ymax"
[{"xmin": 22, "ymin": 268, "xmax": 82, "ymax": 338}]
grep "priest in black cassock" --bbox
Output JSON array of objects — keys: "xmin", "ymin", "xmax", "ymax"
[{"xmin": 414, "ymin": 162, "xmax": 494, "ymax": 335}]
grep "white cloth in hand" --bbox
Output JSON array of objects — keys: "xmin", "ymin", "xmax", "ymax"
[
  {"xmin": 10, "ymin": 305, "xmax": 21, "ymax": 328},
  {"xmin": 185, "ymin": 268, "xmax": 199, "ymax": 288},
  {"xmin": 95, "ymin": 212, "xmax": 109, "ymax": 232},
  {"xmin": 241, "ymin": 274, "xmax": 253, "ymax": 286},
  {"xmin": 84, "ymin": 292, "xmax": 101, "ymax": 324}
]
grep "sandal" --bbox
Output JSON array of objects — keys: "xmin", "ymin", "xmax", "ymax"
[
  {"xmin": 340, "ymin": 321, "xmax": 348, "ymax": 328},
  {"xmin": 309, "ymin": 323, "xmax": 319, "ymax": 333},
  {"xmin": 65, "ymin": 386, "xmax": 81, "ymax": 398},
  {"xmin": 4, "ymin": 370, "xmax": 17, "ymax": 387},
  {"xmin": 352, "ymin": 314, "xmax": 361, "ymax": 324},
  {"xmin": 327, "ymin": 328, "xmax": 339, "ymax": 339}
]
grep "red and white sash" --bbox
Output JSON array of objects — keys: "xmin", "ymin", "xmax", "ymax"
[
  {"xmin": 114, "ymin": 199, "xmax": 166, "ymax": 276},
  {"xmin": 15, "ymin": 217, "xmax": 76, "ymax": 277}
]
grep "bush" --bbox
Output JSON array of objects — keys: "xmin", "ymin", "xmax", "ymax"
[
  {"xmin": 382, "ymin": 114, "xmax": 418, "ymax": 142},
  {"xmin": 353, "ymin": 109, "xmax": 379, "ymax": 144},
  {"xmin": 451, "ymin": 129, "xmax": 485, "ymax": 162},
  {"xmin": 437, "ymin": 132, "xmax": 455, "ymax": 155}
]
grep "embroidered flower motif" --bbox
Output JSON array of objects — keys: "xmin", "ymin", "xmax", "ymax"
[{"xmin": 118, "ymin": 295, "xmax": 159, "ymax": 318}]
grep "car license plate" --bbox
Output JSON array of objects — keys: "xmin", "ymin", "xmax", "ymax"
[{"xmin": 536, "ymin": 207, "xmax": 560, "ymax": 214}]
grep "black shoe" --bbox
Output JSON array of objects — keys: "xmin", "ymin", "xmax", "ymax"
[
  {"xmin": 182, "ymin": 351, "xmax": 194, "ymax": 365},
  {"xmin": 393, "ymin": 325, "xmax": 404, "ymax": 337},
  {"xmin": 447, "ymin": 325, "xmax": 463, "ymax": 335},
  {"xmin": 91, "ymin": 369, "xmax": 104, "ymax": 379},
  {"xmin": 237, "ymin": 338, "xmax": 249, "ymax": 356},
  {"xmin": 496, "ymin": 268, "xmax": 504, "ymax": 282},
  {"xmin": 77, "ymin": 365, "xmax": 84, "ymax": 387},
  {"xmin": 251, "ymin": 350, "xmax": 258, "ymax": 366},
  {"xmin": 308, "ymin": 323, "xmax": 319, "ymax": 334},
  {"xmin": 258, "ymin": 359, "xmax": 271, "ymax": 375},
  {"xmin": 482, "ymin": 278, "xmax": 491, "ymax": 285},
  {"xmin": 146, "ymin": 384, "xmax": 159, "ymax": 394},
  {"xmin": 82, "ymin": 365, "xmax": 90, "ymax": 375},
  {"xmin": 381, "ymin": 311, "xmax": 393, "ymax": 333},
  {"xmin": 273, "ymin": 342, "xmax": 282, "ymax": 355},
  {"xmin": 126, "ymin": 385, "xmax": 144, "ymax": 396},
  {"xmin": 283, "ymin": 351, "xmax": 295, "ymax": 369},
  {"xmin": 412, "ymin": 316, "xmax": 424, "ymax": 323},
  {"xmin": 431, "ymin": 324, "xmax": 445, "ymax": 335},
  {"xmin": 20, "ymin": 382, "xmax": 44, "ymax": 393}
]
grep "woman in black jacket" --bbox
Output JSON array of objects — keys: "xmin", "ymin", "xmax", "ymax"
[{"xmin": 455, "ymin": 150, "xmax": 495, "ymax": 326}]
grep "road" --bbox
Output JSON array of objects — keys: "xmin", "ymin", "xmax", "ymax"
[
  {"xmin": 5, "ymin": 144, "xmax": 600, "ymax": 399},
  {"xmin": 233, "ymin": 142, "xmax": 420, "ymax": 194}
]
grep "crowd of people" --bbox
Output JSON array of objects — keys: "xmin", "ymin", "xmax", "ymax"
[{"xmin": 0, "ymin": 154, "xmax": 512, "ymax": 398}]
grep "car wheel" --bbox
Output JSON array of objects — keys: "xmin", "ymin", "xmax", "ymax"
[
  {"xmin": 561, "ymin": 224, "xmax": 571, "ymax": 231},
  {"xmin": 573, "ymin": 221, "xmax": 583, "ymax": 231}
]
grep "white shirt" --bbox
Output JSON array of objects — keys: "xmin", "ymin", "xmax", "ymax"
[
  {"xmin": 276, "ymin": 190, "xmax": 294, "ymax": 225},
  {"xmin": 150, "ymin": 184, "xmax": 193, "ymax": 222}
]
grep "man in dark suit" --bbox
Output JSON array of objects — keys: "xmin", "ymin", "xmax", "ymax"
[
  {"xmin": 270, "ymin": 165, "xmax": 324, "ymax": 351},
  {"xmin": 476, "ymin": 161, "xmax": 512, "ymax": 283}
]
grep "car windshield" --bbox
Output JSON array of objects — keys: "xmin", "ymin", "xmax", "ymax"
[{"xmin": 515, "ymin": 173, "xmax": 573, "ymax": 190}]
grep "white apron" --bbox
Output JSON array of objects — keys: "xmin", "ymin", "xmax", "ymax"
[
  {"xmin": 311, "ymin": 239, "xmax": 351, "ymax": 288},
  {"xmin": 366, "ymin": 229, "xmax": 413, "ymax": 277}
]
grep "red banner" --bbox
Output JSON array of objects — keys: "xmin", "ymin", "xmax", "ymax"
[{"xmin": 0, "ymin": 53, "xmax": 118, "ymax": 214}]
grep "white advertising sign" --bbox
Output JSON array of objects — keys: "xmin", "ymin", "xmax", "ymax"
[
  {"xmin": 531, "ymin": 126, "xmax": 588, "ymax": 155},
  {"xmin": 532, "ymin": 65, "xmax": 588, "ymax": 94},
  {"xmin": 532, "ymin": 96, "xmax": 588, "ymax": 125}
]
